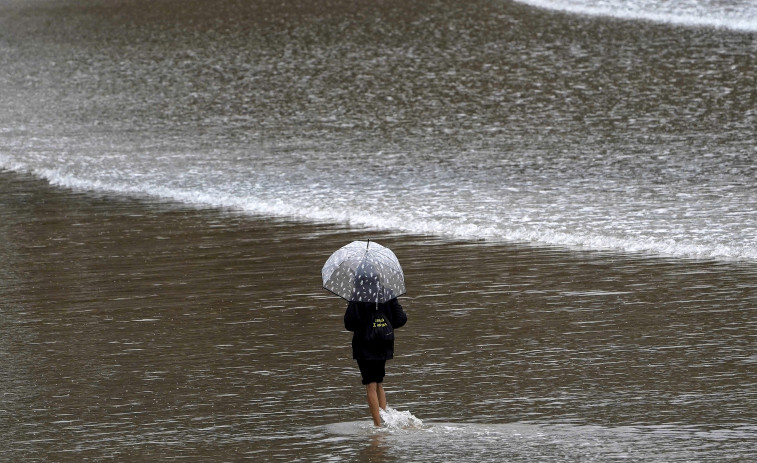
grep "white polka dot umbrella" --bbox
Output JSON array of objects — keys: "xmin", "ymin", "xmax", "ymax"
[{"xmin": 322, "ymin": 240, "xmax": 406, "ymax": 303}]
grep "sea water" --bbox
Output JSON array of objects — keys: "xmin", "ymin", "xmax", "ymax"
[
  {"xmin": 0, "ymin": 0, "xmax": 755, "ymax": 262},
  {"xmin": 1, "ymin": 0, "xmax": 756, "ymax": 461},
  {"xmin": 322, "ymin": 419, "xmax": 755, "ymax": 462}
]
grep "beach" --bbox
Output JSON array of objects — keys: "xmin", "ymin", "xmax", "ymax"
[
  {"xmin": 1, "ymin": 0, "xmax": 756, "ymax": 460},
  {"xmin": 2, "ymin": 170, "xmax": 755, "ymax": 461}
]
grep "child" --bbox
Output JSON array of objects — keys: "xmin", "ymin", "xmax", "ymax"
[{"xmin": 344, "ymin": 297, "xmax": 407, "ymax": 426}]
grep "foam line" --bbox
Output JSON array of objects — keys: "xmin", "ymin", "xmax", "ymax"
[
  {"xmin": 1, "ymin": 161, "xmax": 753, "ymax": 262},
  {"xmin": 514, "ymin": 0, "xmax": 757, "ymax": 32}
]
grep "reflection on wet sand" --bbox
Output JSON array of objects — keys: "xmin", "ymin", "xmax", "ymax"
[{"xmin": 357, "ymin": 434, "xmax": 388, "ymax": 462}]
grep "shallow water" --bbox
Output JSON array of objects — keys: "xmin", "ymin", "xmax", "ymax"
[{"xmin": 1, "ymin": 172, "xmax": 755, "ymax": 461}]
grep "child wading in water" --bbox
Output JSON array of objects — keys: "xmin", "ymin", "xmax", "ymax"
[{"xmin": 344, "ymin": 297, "xmax": 407, "ymax": 426}]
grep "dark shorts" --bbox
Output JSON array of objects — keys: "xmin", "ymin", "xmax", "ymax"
[{"xmin": 357, "ymin": 359, "xmax": 386, "ymax": 385}]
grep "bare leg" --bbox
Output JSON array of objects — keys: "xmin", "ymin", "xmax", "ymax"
[
  {"xmin": 377, "ymin": 383, "xmax": 387, "ymax": 411},
  {"xmin": 365, "ymin": 383, "xmax": 382, "ymax": 426}
]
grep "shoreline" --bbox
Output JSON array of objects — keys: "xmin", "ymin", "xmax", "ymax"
[{"xmin": 3, "ymin": 168, "xmax": 753, "ymax": 267}]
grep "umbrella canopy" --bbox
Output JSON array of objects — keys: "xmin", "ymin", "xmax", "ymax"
[{"xmin": 322, "ymin": 240, "xmax": 406, "ymax": 303}]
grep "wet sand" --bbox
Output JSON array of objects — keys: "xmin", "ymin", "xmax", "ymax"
[{"xmin": 1, "ymin": 170, "xmax": 756, "ymax": 461}]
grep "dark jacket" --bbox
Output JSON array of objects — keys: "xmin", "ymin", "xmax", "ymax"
[{"xmin": 344, "ymin": 298, "xmax": 407, "ymax": 361}]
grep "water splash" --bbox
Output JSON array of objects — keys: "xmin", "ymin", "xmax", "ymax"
[{"xmin": 380, "ymin": 408, "xmax": 424, "ymax": 430}]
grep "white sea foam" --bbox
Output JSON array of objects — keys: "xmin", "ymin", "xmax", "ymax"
[
  {"xmin": 514, "ymin": 0, "xmax": 757, "ymax": 32},
  {"xmin": 1, "ymin": 154, "xmax": 754, "ymax": 262}
]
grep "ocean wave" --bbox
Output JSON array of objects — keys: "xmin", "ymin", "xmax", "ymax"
[
  {"xmin": 514, "ymin": 0, "xmax": 757, "ymax": 32},
  {"xmin": 2, "ymin": 160, "xmax": 754, "ymax": 262}
]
